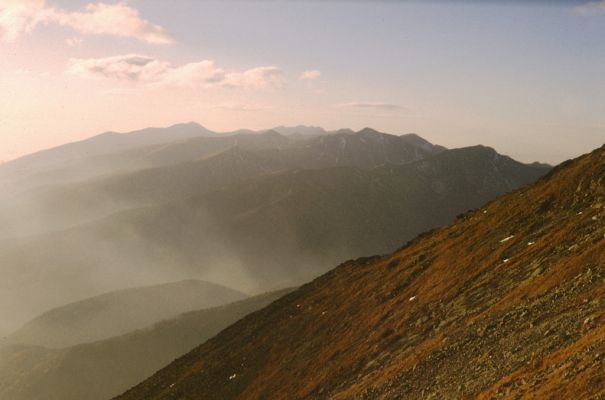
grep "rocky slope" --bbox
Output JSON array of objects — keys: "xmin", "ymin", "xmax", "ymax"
[{"xmin": 117, "ymin": 144, "xmax": 605, "ymax": 399}]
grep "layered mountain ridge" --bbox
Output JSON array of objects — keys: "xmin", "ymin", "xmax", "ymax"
[
  {"xmin": 0, "ymin": 123, "xmax": 549, "ymax": 340},
  {"xmin": 0, "ymin": 289, "xmax": 292, "ymax": 400},
  {"xmin": 116, "ymin": 144, "xmax": 605, "ymax": 399},
  {"xmin": 4, "ymin": 279, "xmax": 246, "ymax": 348},
  {"xmin": 0, "ymin": 142, "xmax": 548, "ymax": 332}
]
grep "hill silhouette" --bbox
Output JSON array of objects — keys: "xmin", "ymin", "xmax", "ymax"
[
  {"xmin": 4, "ymin": 279, "xmax": 245, "ymax": 348},
  {"xmin": 0, "ymin": 289, "xmax": 290, "ymax": 400}
]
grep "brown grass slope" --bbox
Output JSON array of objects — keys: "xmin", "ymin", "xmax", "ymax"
[{"xmin": 116, "ymin": 144, "xmax": 605, "ymax": 400}]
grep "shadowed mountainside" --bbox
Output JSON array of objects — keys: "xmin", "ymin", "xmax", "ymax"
[
  {"xmin": 0, "ymin": 289, "xmax": 291, "ymax": 400},
  {"xmin": 0, "ymin": 145, "xmax": 549, "ymax": 333},
  {"xmin": 0, "ymin": 128, "xmax": 444, "ymax": 239},
  {"xmin": 116, "ymin": 144, "xmax": 605, "ymax": 399}
]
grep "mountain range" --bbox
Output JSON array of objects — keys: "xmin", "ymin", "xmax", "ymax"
[
  {"xmin": 0, "ymin": 124, "xmax": 549, "ymax": 334},
  {"xmin": 114, "ymin": 143, "xmax": 605, "ymax": 399}
]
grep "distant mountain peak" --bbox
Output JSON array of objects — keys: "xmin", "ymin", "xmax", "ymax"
[
  {"xmin": 272, "ymin": 125, "xmax": 326, "ymax": 136},
  {"xmin": 168, "ymin": 121, "xmax": 207, "ymax": 130},
  {"xmin": 356, "ymin": 127, "xmax": 383, "ymax": 135}
]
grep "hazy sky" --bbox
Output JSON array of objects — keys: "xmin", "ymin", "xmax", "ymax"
[{"xmin": 1, "ymin": 0, "xmax": 604, "ymax": 164}]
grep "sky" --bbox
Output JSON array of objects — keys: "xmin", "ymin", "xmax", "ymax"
[{"xmin": 0, "ymin": 0, "xmax": 604, "ymax": 164}]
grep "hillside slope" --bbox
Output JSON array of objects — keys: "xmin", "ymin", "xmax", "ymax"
[
  {"xmin": 0, "ymin": 289, "xmax": 291, "ymax": 400},
  {"xmin": 197, "ymin": 146, "xmax": 549, "ymax": 261},
  {"xmin": 117, "ymin": 144, "xmax": 605, "ymax": 399},
  {"xmin": 5, "ymin": 280, "xmax": 245, "ymax": 348}
]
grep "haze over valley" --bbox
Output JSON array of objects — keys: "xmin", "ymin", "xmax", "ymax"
[
  {"xmin": 1, "ymin": 1, "xmax": 604, "ymax": 399},
  {"xmin": 0, "ymin": 123, "xmax": 550, "ymax": 335}
]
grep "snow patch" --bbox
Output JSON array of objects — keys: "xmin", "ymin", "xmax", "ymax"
[{"xmin": 500, "ymin": 235, "xmax": 514, "ymax": 243}]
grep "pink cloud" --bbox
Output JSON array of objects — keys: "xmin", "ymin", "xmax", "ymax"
[
  {"xmin": 0, "ymin": 0, "xmax": 50, "ymax": 42},
  {"xmin": 300, "ymin": 70, "xmax": 321, "ymax": 80},
  {"xmin": 66, "ymin": 36, "xmax": 83, "ymax": 46},
  {"xmin": 67, "ymin": 54, "xmax": 285, "ymax": 90},
  {"xmin": 161, "ymin": 60, "xmax": 227, "ymax": 87},
  {"xmin": 0, "ymin": 1, "xmax": 173, "ymax": 44},
  {"xmin": 224, "ymin": 66, "xmax": 285, "ymax": 89}
]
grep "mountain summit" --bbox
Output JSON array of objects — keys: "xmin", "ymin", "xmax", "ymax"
[{"xmin": 117, "ymin": 144, "xmax": 605, "ymax": 399}]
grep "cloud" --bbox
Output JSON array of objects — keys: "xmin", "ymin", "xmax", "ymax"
[
  {"xmin": 161, "ymin": 60, "xmax": 227, "ymax": 86},
  {"xmin": 573, "ymin": 1, "xmax": 605, "ymax": 15},
  {"xmin": 56, "ymin": 3, "xmax": 173, "ymax": 44},
  {"xmin": 214, "ymin": 102, "xmax": 272, "ymax": 112},
  {"xmin": 0, "ymin": 0, "xmax": 49, "ymax": 42},
  {"xmin": 67, "ymin": 54, "xmax": 169, "ymax": 81},
  {"xmin": 0, "ymin": 1, "xmax": 173, "ymax": 44},
  {"xmin": 300, "ymin": 70, "xmax": 321, "ymax": 80},
  {"xmin": 223, "ymin": 66, "xmax": 285, "ymax": 89},
  {"xmin": 66, "ymin": 36, "xmax": 82, "ymax": 46},
  {"xmin": 336, "ymin": 102, "xmax": 406, "ymax": 111},
  {"xmin": 67, "ymin": 54, "xmax": 285, "ymax": 89}
]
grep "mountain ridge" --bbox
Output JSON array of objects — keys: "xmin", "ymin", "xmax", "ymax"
[
  {"xmin": 115, "ymin": 143, "xmax": 605, "ymax": 399},
  {"xmin": 0, "ymin": 289, "xmax": 292, "ymax": 400},
  {"xmin": 0, "ymin": 144, "xmax": 549, "ymax": 334},
  {"xmin": 4, "ymin": 279, "xmax": 246, "ymax": 348}
]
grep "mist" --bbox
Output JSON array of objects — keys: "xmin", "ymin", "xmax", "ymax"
[{"xmin": 0, "ymin": 126, "xmax": 552, "ymax": 339}]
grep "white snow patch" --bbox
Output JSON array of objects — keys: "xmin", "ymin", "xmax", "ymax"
[
  {"xmin": 500, "ymin": 235, "xmax": 515, "ymax": 243},
  {"xmin": 409, "ymin": 296, "xmax": 417, "ymax": 301},
  {"xmin": 229, "ymin": 374, "xmax": 237, "ymax": 380}
]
